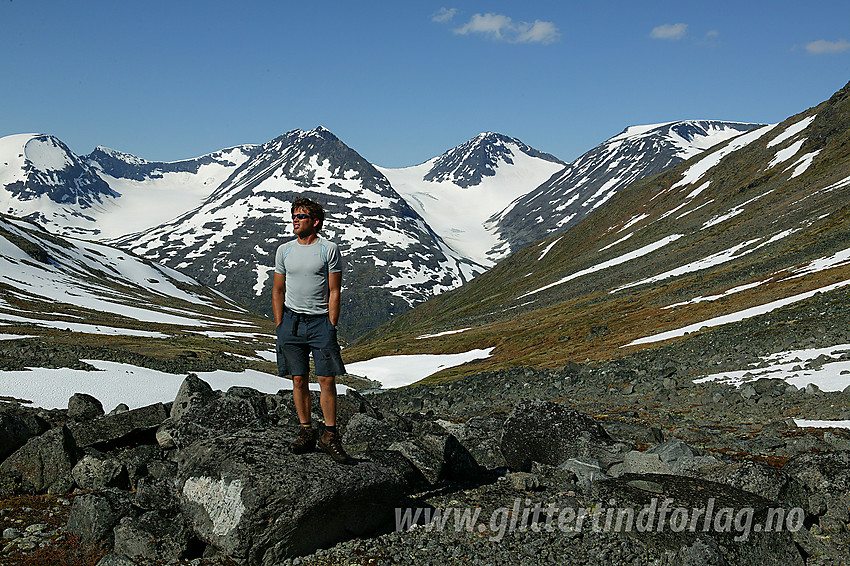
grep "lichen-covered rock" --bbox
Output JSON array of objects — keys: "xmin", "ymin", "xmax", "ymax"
[
  {"xmin": 176, "ymin": 426, "xmax": 408, "ymax": 564},
  {"xmin": 170, "ymin": 373, "xmax": 217, "ymax": 421},
  {"xmin": 342, "ymin": 412, "xmax": 407, "ymax": 451},
  {"xmin": 72, "ymin": 452, "xmax": 129, "ymax": 490},
  {"xmin": 113, "ymin": 511, "xmax": 195, "ymax": 563},
  {"xmin": 593, "ymin": 473, "xmax": 805, "ymax": 566},
  {"xmin": 387, "ymin": 429, "xmax": 480, "ymax": 486},
  {"xmin": 66, "ymin": 489, "xmax": 137, "ymax": 546},
  {"xmin": 171, "ymin": 387, "xmax": 271, "ymax": 449}
]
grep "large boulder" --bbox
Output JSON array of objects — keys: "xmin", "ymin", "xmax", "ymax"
[
  {"xmin": 170, "ymin": 373, "xmax": 217, "ymax": 421},
  {"xmin": 342, "ymin": 413, "xmax": 408, "ymax": 452},
  {"xmin": 67, "ymin": 393, "xmax": 105, "ymax": 421},
  {"xmin": 113, "ymin": 511, "xmax": 196, "ymax": 563},
  {"xmin": 500, "ymin": 399, "xmax": 617, "ymax": 471},
  {"xmin": 0, "ymin": 425, "xmax": 77, "ymax": 493},
  {"xmin": 176, "ymin": 426, "xmax": 409, "ymax": 564},
  {"xmin": 782, "ymin": 450, "xmax": 850, "ymax": 537},
  {"xmin": 388, "ymin": 432, "xmax": 480, "ymax": 485},
  {"xmin": 69, "ymin": 403, "xmax": 169, "ymax": 448},
  {"xmin": 170, "ymin": 387, "xmax": 273, "ymax": 449},
  {"xmin": 437, "ymin": 413, "xmax": 507, "ymax": 470},
  {"xmin": 683, "ymin": 459, "xmax": 803, "ymax": 506},
  {"xmin": 593, "ymin": 473, "xmax": 805, "ymax": 566}
]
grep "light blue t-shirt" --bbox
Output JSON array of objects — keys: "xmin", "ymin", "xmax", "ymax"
[{"xmin": 274, "ymin": 237, "xmax": 342, "ymax": 315}]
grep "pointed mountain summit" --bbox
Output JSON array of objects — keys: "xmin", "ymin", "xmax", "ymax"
[
  {"xmin": 379, "ymin": 133, "xmax": 566, "ymax": 266},
  {"xmin": 490, "ymin": 120, "xmax": 762, "ymax": 255},
  {"xmin": 116, "ymin": 127, "xmax": 486, "ymax": 337},
  {"xmin": 422, "ymin": 132, "xmax": 564, "ymax": 188}
]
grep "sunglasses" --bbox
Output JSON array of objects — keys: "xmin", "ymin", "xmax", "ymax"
[{"xmin": 292, "ymin": 214, "xmax": 312, "ymax": 220}]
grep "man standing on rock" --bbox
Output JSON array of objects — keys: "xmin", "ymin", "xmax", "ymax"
[{"xmin": 272, "ymin": 196, "xmax": 351, "ymax": 464}]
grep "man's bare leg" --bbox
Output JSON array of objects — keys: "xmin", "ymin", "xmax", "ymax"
[
  {"xmin": 289, "ymin": 374, "xmax": 318, "ymax": 454},
  {"xmin": 292, "ymin": 374, "xmax": 312, "ymax": 424},
  {"xmin": 316, "ymin": 374, "xmax": 337, "ymax": 426}
]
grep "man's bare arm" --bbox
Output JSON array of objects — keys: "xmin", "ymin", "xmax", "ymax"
[
  {"xmin": 328, "ymin": 271, "xmax": 341, "ymax": 327},
  {"xmin": 272, "ymin": 272, "xmax": 286, "ymax": 326}
]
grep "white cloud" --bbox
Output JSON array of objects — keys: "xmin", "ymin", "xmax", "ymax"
[
  {"xmin": 516, "ymin": 20, "xmax": 561, "ymax": 45},
  {"xmin": 453, "ymin": 12, "xmax": 560, "ymax": 44},
  {"xmin": 432, "ymin": 7, "xmax": 457, "ymax": 23},
  {"xmin": 806, "ymin": 39, "xmax": 850, "ymax": 54},
  {"xmin": 706, "ymin": 30, "xmax": 719, "ymax": 38},
  {"xmin": 650, "ymin": 23, "xmax": 688, "ymax": 40}
]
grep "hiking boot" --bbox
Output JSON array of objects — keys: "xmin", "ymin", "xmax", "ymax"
[
  {"xmin": 289, "ymin": 426, "xmax": 317, "ymax": 454},
  {"xmin": 318, "ymin": 429, "xmax": 353, "ymax": 464}
]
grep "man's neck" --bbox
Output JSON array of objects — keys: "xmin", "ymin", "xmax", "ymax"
[{"xmin": 297, "ymin": 233, "xmax": 319, "ymax": 245}]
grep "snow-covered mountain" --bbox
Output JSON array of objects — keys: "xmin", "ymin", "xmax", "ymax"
[
  {"xmin": 111, "ymin": 127, "xmax": 486, "ymax": 336},
  {"xmin": 0, "ymin": 212, "xmax": 257, "ymax": 340},
  {"xmin": 0, "ymin": 133, "xmax": 255, "ymax": 239},
  {"xmin": 85, "ymin": 144, "xmax": 257, "ymax": 238},
  {"xmin": 0, "ymin": 134, "xmax": 119, "ymax": 236},
  {"xmin": 378, "ymin": 132, "xmax": 565, "ymax": 266},
  {"xmin": 490, "ymin": 121, "xmax": 762, "ymax": 256}
]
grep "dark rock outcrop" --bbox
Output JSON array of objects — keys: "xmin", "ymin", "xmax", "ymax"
[
  {"xmin": 0, "ymin": 425, "xmax": 76, "ymax": 492},
  {"xmin": 69, "ymin": 402, "xmax": 169, "ymax": 448},
  {"xmin": 500, "ymin": 399, "xmax": 618, "ymax": 471},
  {"xmin": 176, "ymin": 427, "xmax": 409, "ymax": 564}
]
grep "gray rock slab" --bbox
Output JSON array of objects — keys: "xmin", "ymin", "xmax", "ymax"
[
  {"xmin": 622, "ymin": 450, "xmax": 672, "ymax": 475},
  {"xmin": 559, "ymin": 457, "xmax": 609, "ymax": 493},
  {"xmin": 176, "ymin": 426, "xmax": 408, "ymax": 564},
  {"xmin": 69, "ymin": 403, "xmax": 169, "ymax": 448}
]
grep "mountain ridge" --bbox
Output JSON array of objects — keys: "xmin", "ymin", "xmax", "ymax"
[
  {"xmin": 0, "ymin": 120, "xmax": 769, "ymax": 336},
  {"xmin": 489, "ymin": 120, "xmax": 763, "ymax": 255}
]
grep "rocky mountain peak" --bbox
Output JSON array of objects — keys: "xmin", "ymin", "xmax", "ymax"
[{"xmin": 424, "ymin": 132, "xmax": 564, "ymax": 188}]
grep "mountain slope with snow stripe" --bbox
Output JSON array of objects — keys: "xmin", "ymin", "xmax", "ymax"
[
  {"xmin": 348, "ymin": 82, "xmax": 850, "ymax": 381},
  {"xmin": 491, "ymin": 121, "xmax": 763, "ymax": 256}
]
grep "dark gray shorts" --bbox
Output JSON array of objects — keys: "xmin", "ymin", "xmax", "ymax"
[{"xmin": 276, "ymin": 308, "xmax": 345, "ymax": 378}]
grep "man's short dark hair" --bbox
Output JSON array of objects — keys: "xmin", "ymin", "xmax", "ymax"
[{"xmin": 291, "ymin": 197, "xmax": 325, "ymax": 231}]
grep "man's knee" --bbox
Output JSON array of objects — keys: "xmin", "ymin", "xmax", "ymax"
[
  {"xmin": 292, "ymin": 375, "xmax": 309, "ymax": 390},
  {"xmin": 316, "ymin": 375, "xmax": 336, "ymax": 389}
]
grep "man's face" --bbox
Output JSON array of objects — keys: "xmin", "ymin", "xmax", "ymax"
[{"xmin": 292, "ymin": 207, "xmax": 319, "ymax": 238}]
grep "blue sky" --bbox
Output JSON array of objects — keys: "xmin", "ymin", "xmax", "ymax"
[{"xmin": 1, "ymin": 1, "xmax": 848, "ymax": 167}]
